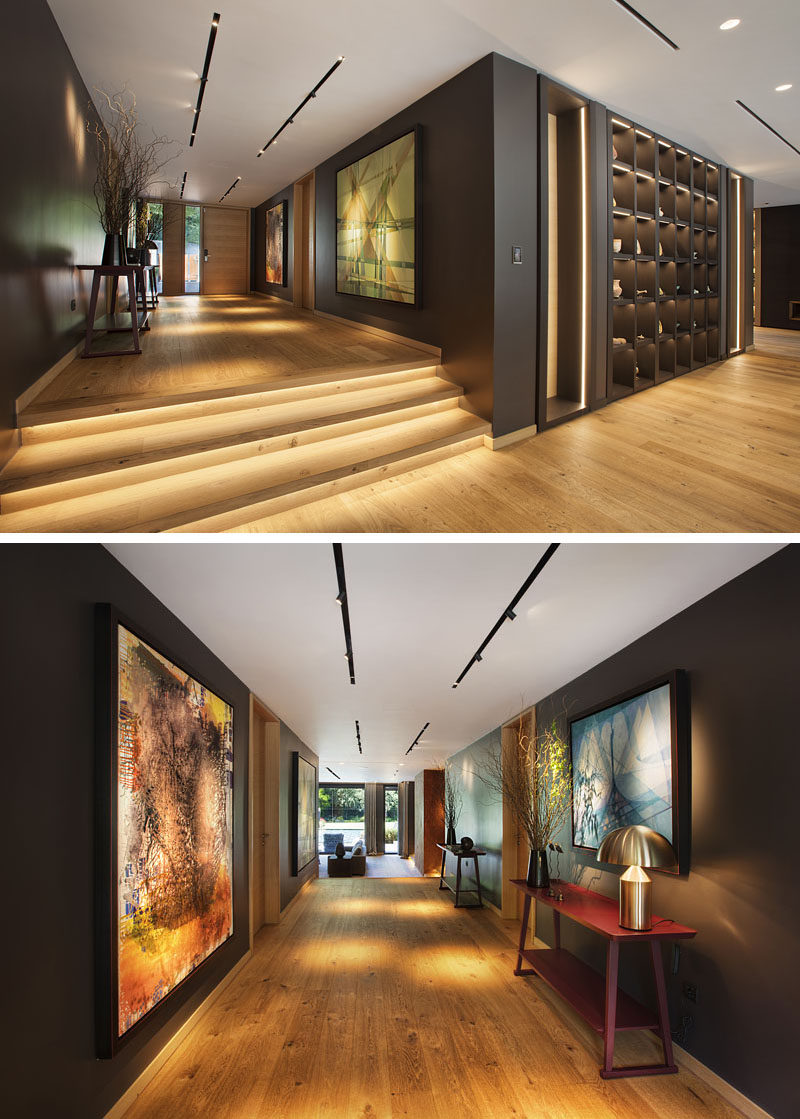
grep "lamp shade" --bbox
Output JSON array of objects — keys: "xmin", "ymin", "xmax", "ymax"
[{"xmin": 597, "ymin": 825, "xmax": 676, "ymax": 869}]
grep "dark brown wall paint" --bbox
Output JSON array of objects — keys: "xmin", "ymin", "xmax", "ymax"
[
  {"xmin": 0, "ymin": 0, "xmax": 105, "ymax": 467},
  {"xmin": 1, "ymin": 544, "xmax": 251, "ymax": 1119},
  {"xmin": 279, "ymin": 721, "xmax": 319, "ymax": 909},
  {"xmin": 535, "ymin": 546, "xmax": 798, "ymax": 1119},
  {"xmin": 758, "ymin": 204, "xmax": 800, "ymax": 331},
  {"xmin": 413, "ymin": 768, "xmax": 445, "ymax": 875},
  {"xmin": 251, "ymin": 187, "xmax": 294, "ymax": 302}
]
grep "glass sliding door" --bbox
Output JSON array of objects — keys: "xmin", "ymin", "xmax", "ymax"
[
  {"xmin": 384, "ymin": 785, "xmax": 398, "ymax": 853},
  {"xmin": 318, "ymin": 784, "xmax": 365, "ymax": 853}
]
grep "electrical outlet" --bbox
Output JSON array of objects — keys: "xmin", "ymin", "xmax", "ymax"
[
  {"xmin": 683, "ymin": 982, "xmax": 698, "ymax": 1003},
  {"xmin": 70, "ymin": 298, "xmax": 77, "ymax": 311}
]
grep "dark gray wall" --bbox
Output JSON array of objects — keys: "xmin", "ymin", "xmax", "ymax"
[
  {"xmin": 446, "ymin": 731, "xmax": 503, "ymax": 909},
  {"xmin": 279, "ymin": 721, "xmax": 319, "ymax": 910},
  {"xmin": 759, "ymin": 204, "xmax": 800, "ymax": 331},
  {"xmin": 1, "ymin": 544, "xmax": 251, "ymax": 1119},
  {"xmin": 251, "ymin": 187, "xmax": 294, "ymax": 302},
  {"xmin": 535, "ymin": 546, "xmax": 798, "ymax": 1119},
  {"xmin": 0, "ymin": 0, "xmax": 105, "ymax": 467}
]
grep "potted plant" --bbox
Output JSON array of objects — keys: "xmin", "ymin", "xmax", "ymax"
[
  {"xmin": 86, "ymin": 88, "xmax": 175, "ymax": 265},
  {"xmin": 444, "ymin": 760, "xmax": 463, "ymax": 846},
  {"xmin": 481, "ymin": 715, "xmax": 571, "ymax": 889}
]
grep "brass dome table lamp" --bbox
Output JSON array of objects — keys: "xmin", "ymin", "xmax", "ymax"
[{"xmin": 597, "ymin": 825, "xmax": 677, "ymax": 930}]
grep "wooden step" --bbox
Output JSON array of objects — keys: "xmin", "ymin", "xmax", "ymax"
[
  {"xmin": 0, "ymin": 409, "xmax": 489, "ymax": 534},
  {"xmin": 1, "ymin": 377, "xmax": 462, "ymax": 503},
  {"xmin": 18, "ymin": 357, "xmax": 440, "ymax": 428}
]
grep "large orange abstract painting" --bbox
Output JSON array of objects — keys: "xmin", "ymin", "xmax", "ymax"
[{"xmin": 115, "ymin": 624, "xmax": 233, "ymax": 1040}]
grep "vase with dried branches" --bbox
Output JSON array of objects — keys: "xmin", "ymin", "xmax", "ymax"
[
  {"xmin": 86, "ymin": 88, "xmax": 176, "ymax": 265},
  {"xmin": 444, "ymin": 761, "xmax": 463, "ymax": 846},
  {"xmin": 481, "ymin": 715, "xmax": 571, "ymax": 889}
]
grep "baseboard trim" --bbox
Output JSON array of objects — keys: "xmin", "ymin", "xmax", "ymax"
[
  {"xmin": 102, "ymin": 949, "xmax": 252, "ymax": 1119},
  {"xmin": 312, "ymin": 308, "xmax": 442, "ymax": 359},
  {"xmin": 484, "ymin": 423, "xmax": 538, "ymax": 451},
  {"xmin": 15, "ymin": 338, "xmax": 83, "ymax": 418},
  {"xmin": 673, "ymin": 1043, "xmax": 774, "ymax": 1119},
  {"xmin": 279, "ymin": 873, "xmax": 315, "ymax": 918}
]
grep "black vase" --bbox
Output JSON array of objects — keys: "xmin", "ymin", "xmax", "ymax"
[
  {"xmin": 101, "ymin": 232, "xmax": 126, "ymax": 265},
  {"xmin": 445, "ymin": 824, "xmax": 456, "ymax": 846},
  {"xmin": 526, "ymin": 848, "xmax": 550, "ymax": 889}
]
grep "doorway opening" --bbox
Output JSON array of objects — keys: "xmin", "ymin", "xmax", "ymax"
[
  {"xmin": 384, "ymin": 785, "xmax": 399, "ymax": 853},
  {"xmin": 294, "ymin": 171, "xmax": 315, "ymax": 311}
]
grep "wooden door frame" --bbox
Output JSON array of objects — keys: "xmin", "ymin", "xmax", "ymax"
[
  {"xmin": 248, "ymin": 693, "xmax": 281, "ymax": 947},
  {"xmin": 293, "ymin": 171, "xmax": 315, "ymax": 311}
]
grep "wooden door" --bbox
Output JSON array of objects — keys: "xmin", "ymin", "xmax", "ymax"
[
  {"xmin": 202, "ymin": 206, "xmax": 249, "ymax": 295},
  {"xmin": 293, "ymin": 173, "xmax": 315, "ymax": 310},
  {"xmin": 161, "ymin": 201, "xmax": 185, "ymax": 296},
  {"xmin": 249, "ymin": 696, "xmax": 281, "ymax": 943}
]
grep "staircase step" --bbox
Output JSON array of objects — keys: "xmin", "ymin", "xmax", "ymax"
[
  {"xmin": 0, "ymin": 409, "xmax": 489, "ymax": 534},
  {"xmin": 1, "ymin": 377, "xmax": 461, "ymax": 503},
  {"xmin": 18, "ymin": 357, "xmax": 440, "ymax": 428}
]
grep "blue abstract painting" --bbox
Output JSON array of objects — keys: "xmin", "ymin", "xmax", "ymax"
[{"xmin": 571, "ymin": 682, "xmax": 673, "ymax": 850}]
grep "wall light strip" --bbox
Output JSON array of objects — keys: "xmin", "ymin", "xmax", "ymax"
[
  {"xmin": 735, "ymin": 99, "xmax": 800, "ymax": 156},
  {"xmin": 451, "ymin": 543, "xmax": 560, "ymax": 689},
  {"xmin": 190, "ymin": 12, "xmax": 221, "ymax": 147},
  {"xmin": 611, "ymin": 117, "xmax": 631, "ymax": 128},
  {"xmin": 257, "ymin": 56, "xmax": 345, "ymax": 156},
  {"xmin": 218, "ymin": 175, "xmax": 241, "ymax": 203},
  {"xmin": 580, "ymin": 106, "xmax": 589, "ymax": 408},
  {"xmin": 635, "ymin": 128, "xmax": 653, "ymax": 139},
  {"xmin": 610, "ymin": 0, "xmax": 680, "ymax": 50},
  {"xmin": 736, "ymin": 174, "xmax": 742, "ymax": 352},
  {"xmin": 405, "ymin": 721, "xmax": 430, "ymax": 755},
  {"xmin": 333, "ymin": 542, "xmax": 355, "ymax": 685}
]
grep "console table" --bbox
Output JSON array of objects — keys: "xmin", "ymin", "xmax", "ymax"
[
  {"xmin": 77, "ymin": 264, "xmax": 150, "ymax": 357},
  {"xmin": 437, "ymin": 844, "xmax": 485, "ymax": 908},
  {"xmin": 511, "ymin": 880, "xmax": 696, "ymax": 1079}
]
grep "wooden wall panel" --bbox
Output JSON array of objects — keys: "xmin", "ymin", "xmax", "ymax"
[
  {"xmin": 413, "ymin": 769, "xmax": 444, "ymax": 875},
  {"xmin": 202, "ymin": 206, "xmax": 248, "ymax": 295},
  {"xmin": 162, "ymin": 202, "xmax": 185, "ymax": 296},
  {"xmin": 501, "ymin": 709, "xmax": 535, "ymax": 922}
]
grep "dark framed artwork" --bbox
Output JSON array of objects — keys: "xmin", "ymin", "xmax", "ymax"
[
  {"xmin": 570, "ymin": 670, "xmax": 689, "ymax": 874},
  {"xmin": 265, "ymin": 199, "xmax": 287, "ymax": 285},
  {"xmin": 95, "ymin": 606, "xmax": 234, "ymax": 1057},
  {"xmin": 336, "ymin": 127, "xmax": 419, "ymax": 306},
  {"xmin": 292, "ymin": 752, "xmax": 317, "ymax": 875}
]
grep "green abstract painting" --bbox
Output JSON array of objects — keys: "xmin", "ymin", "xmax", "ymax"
[{"xmin": 336, "ymin": 131, "xmax": 416, "ymax": 304}]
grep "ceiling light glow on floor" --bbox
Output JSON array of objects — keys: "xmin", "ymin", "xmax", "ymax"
[{"xmin": 720, "ymin": 18, "xmax": 740, "ymax": 30}]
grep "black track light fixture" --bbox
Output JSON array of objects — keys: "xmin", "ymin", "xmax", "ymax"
[
  {"xmin": 451, "ymin": 543, "xmax": 560, "ymax": 690},
  {"xmin": 610, "ymin": 0, "xmax": 679, "ymax": 51},
  {"xmin": 218, "ymin": 175, "xmax": 241, "ymax": 203},
  {"xmin": 190, "ymin": 12, "xmax": 221, "ymax": 147},
  {"xmin": 405, "ymin": 721, "xmax": 430, "ymax": 755},
  {"xmin": 179, "ymin": 170, "xmax": 187, "ymax": 199},
  {"xmin": 355, "ymin": 720, "xmax": 362, "ymax": 754},
  {"xmin": 257, "ymin": 56, "xmax": 345, "ymax": 157},
  {"xmin": 333, "ymin": 543, "xmax": 355, "ymax": 685},
  {"xmin": 326, "ymin": 767, "xmax": 341, "ymax": 780}
]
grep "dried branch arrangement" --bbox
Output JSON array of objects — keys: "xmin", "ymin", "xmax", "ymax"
[
  {"xmin": 481, "ymin": 715, "xmax": 571, "ymax": 851},
  {"xmin": 444, "ymin": 761, "xmax": 463, "ymax": 834},
  {"xmin": 86, "ymin": 88, "xmax": 176, "ymax": 234}
]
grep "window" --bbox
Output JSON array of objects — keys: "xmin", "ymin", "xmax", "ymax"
[
  {"xmin": 184, "ymin": 205, "xmax": 200, "ymax": 293},
  {"xmin": 318, "ymin": 784, "xmax": 364, "ymax": 853}
]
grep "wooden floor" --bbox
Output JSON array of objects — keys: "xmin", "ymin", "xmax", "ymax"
[
  {"xmin": 229, "ymin": 329, "xmax": 800, "ymax": 534},
  {"xmin": 123, "ymin": 878, "xmax": 745, "ymax": 1119},
  {"xmin": 319, "ymin": 854, "xmax": 422, "ymax": 878}
]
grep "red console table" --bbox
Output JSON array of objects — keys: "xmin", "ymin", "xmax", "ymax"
[{"xmin": 511, "ymin": 880, "xmax": 696, "ymax": 1079}]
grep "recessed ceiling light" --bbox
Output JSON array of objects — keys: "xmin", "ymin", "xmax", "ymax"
[
  {"xmin": 720, "ymin": 18, "xmax": 740, "ymax": 31},
  {"xmin": 775, "ymin": 83, "xmax": 793, "ymax": 92}
]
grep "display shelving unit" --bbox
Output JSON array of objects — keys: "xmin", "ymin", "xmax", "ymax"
[{"xmin": 608, "ymin": 114, "xmax": 722, "ymax": 400}]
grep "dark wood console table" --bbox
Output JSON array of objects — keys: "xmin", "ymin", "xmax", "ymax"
[
  {"xmin": 511, "ymin": 880, "xmax": 696, "ymax": 1079},
  {"xmin": 77, "ymin": 264, "xmax": 150, "ymax": 357},
  {"xmin": 437, "ymin": 844, "xmax": 485, "ymax": 908}
]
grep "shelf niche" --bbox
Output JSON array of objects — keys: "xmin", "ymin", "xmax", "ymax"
[{"xmin": 541, "ymin": 80, "xmax": 591, "ymax": 425}]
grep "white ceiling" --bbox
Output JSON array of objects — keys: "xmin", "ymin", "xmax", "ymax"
[
  {"xmin": 50, "ymin": 0, "xmax": 800, "ymax": 209},
  {"xmin": 106, "ymin": 542, "xmax": 782, "ymax": 781}
]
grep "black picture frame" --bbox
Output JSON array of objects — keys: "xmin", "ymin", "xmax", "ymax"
[
  {"xmin": 291, "ymin": 752, "xmax": 317, "ymax": 876},
  {"xmin": 569, "ymin": 670, "xmax": 690, "ymax": 875},
  {"xmin": 265, "ymin": 198, "xmax": 288, "ymax": 287},
  {"xmin": 335, "ymin": 125, "xmax": 421, "ymax": 308},
  {"xmin": 95, "ymin": 604, "xmax": 235, "ymax": 1058}
]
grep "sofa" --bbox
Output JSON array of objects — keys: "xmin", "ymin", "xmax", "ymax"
[{"xmin": 327, "ymin": 839, "xmax": 367, "ymax": 877}]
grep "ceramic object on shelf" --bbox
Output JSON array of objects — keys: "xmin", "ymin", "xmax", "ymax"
[
  {"xmin": 613, "ymin": 279, "xmax": 623, "ymax": 298},
  {"xmin": 613, "ymin": 237, "xmax": 623, "ymax": 253}
]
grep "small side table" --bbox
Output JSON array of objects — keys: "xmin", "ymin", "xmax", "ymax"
[
  {"xmin": 437, "ymin": 843, "xmax": 485, "ymax": 908},
  {"xmin": 77, "ymin": 264, "xmax": 150, "ymax": 357}
]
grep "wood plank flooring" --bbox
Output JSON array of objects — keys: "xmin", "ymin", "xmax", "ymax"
[
  {"xmin": 231, "ymin": 329, "xmax": 800, "ymax": 534},
  {"xmin": 122, "ymin": 878, "xmax": 745, "ymax": 1119}
]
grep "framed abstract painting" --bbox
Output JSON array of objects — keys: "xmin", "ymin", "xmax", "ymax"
[
  {"xmin": 265, "ymin": 200, "xmax": 287, "ymax": 285},
  {"xmin": 570, "ymin": 671, "xmax": 689, "ymax": 874},
  {"xmin": 336, "ymin": 128, "xmax": 419, "ymax": 305},
  {"xmin": 96, "ymin": 606, "xmax": 234, "ymax": 1056},
  {"xmin": 292, "ymin": 752, "xmax": 317, "ymax": 875}
]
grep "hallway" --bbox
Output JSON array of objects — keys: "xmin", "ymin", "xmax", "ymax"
[{"xmin": 123, "ymin": 877, "xmax": 743, "ymax": 1119}]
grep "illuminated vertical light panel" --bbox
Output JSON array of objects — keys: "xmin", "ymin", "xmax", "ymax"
[
  {"xmin": 580, "ymin": 105, "xmax": 589, "ymax": 406},
  {"xmin": 732, "ymin": 173, "xmax": 742, "ymax": 352}
]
